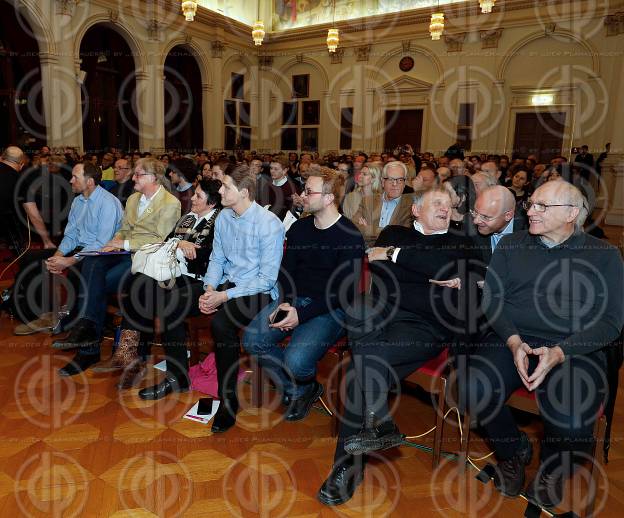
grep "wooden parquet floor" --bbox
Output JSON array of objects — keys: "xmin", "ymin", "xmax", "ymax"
[
  {"xmin": 0, "ymin": 317, "xmax": 622, "ymax": 518},
  {"xmin": 0, "ymin": 223, "xmax": 622, "ymax": 517}
]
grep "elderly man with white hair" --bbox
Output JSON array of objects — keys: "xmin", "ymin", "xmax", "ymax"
[{"xmin": 464, "ymin": 180, "xmax": 623, "ymax": 510}]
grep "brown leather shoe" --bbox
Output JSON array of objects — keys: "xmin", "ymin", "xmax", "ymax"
[
  {"xmin": 116, "ymin": 361, "xmax": 147, "ymax": 390},
  {"xmin": 93, "ymin": 330, "xmax": 141, "ymax": 373}
]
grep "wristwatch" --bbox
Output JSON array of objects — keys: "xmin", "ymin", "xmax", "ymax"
[{"xmin": 386, "ymin": 246, "xmax": 396, "ymax": 261}]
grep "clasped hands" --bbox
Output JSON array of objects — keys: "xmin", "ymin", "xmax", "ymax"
[
  {"xmin": 508, "ymin": 336, "xmax": 565, "ymax": 391},
  {"xmin": 198, "ymin": 286, "xmax": 228, "ymax": 314}
]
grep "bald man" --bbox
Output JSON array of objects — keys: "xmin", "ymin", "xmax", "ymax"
[
  {"xmin": 0, "ymin": 146, "xmax": 24, "ymax": 209},
  {"xmin": 465, "ymin": 181, "xmax": 623, "ymax": 508},
  {"xmin": 471, "ymin": 185, "xmax": 526, "ymax": 264}
]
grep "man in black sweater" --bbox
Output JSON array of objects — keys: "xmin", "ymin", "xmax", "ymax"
[
  {"xmin": 318, "ymin": 187, "xmax": 476, "ymax": 506},
  {"xmin": 243, "ymin": 167, "xmax": 365, "ymax": 421},
  {"xmin": 467, "ymin": 180, "xmax": 624, "ymax": 509}
]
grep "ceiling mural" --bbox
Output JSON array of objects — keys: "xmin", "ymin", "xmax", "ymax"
[
  {"xmin": 271, "ymin": 0, "xmax": 466, "ymax": 31},
  {"xmin": 199, "ymin": 0, "xmax": 257, "ymax": 26}
]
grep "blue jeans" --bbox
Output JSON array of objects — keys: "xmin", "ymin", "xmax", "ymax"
[
  {"xmin": 242, "ymin": 297, "xmax": 345, "ymax": 399},
  {"xmin": 79, "ymin": 254, "xmax": 132, "ymax": 354}
]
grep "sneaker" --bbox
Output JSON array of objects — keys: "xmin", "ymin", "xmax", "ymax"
[
  {"xmin": 525, "ymin": 467, "xmax": 564, "ymax": 510},
  {"xmin": 493, "ymin": 432, "xmax": 533, "ymax": 498}
]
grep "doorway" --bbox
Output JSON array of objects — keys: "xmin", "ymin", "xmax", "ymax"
[
  {"xmin": 384, "ymin": 109, "xmax": 423, "ymax": 153},
  {"xmin": 512, "ymin": 112, "xmax": 566, "ymax": 163}
]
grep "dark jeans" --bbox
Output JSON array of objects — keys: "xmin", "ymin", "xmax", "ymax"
[
  {"xmin": 120, "ymin": 273, "xmax": 204, "ymax": 382},
  {"xmin": 242, "ymin": 297, "xmax": 345, "ymax": 398},
  {"xmin": 79, "ymin": 254, "xmax": 132, "ymax": 354},
  {"xmin": 210, "ymin": 289, "xmax": 272, "ymax": 400},
  {"xmin": 463, "ymin": 336, "xmax": 608, "ymax": 469},
  {"xmin": 334, "ymin": 300, "xmax": 451, "ymax": 462}
]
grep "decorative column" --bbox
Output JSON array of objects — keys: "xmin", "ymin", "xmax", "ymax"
[
  {"xmin": 135, "ymin": 67, "xmax": 165, "ymax": 152},
  {"xmin": 603, "ymin": 154, "xmax": 624, "ymax": 226}
]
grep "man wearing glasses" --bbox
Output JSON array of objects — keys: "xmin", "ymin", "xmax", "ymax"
[
  {"xmin": 54, "ymin": 158, "xmax": 181, "ymax": 379},
  {"xmin": 109, "ymin": 158, "xmax": 134, "ymax": 206},
  {"xmin": 465, "ymin": 180, "xmax": 623, "ymax": 509},
  {"xmin": 243, "ymin": 167, "xmax": 364, "ymax": 422},
  {"xmin": 471, "ymin": 185, "xmax": 526, "ymax": 265},
  {"xmin": 352, "ymin": 161, "xmax": 413, "ymax": 246}
]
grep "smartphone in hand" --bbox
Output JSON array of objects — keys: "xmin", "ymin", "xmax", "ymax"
[{"xmin": 270, "ymin": 309, "xmax": 289, "ymax": 324}]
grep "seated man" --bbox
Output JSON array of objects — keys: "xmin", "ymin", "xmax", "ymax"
[
  {"xmin": 351, "ymin": 161, "xmax": 413, "ymax": 246},
  {"xmin": 318, "ymin": 187, "xmax": 475, "ymax": 506},
  {"xmin": 465, "ymin": 180, "xmax": 623, "ymax": 509},
  {"xmin": 199, "ymin": 164, "xmax": 285, "ymax": 434},
  {"xmin": 53, "ymin": 158, "xmax": 181, "ymax": 377},
  {"xmin": 243, "ymin": 168, "xmax": 364, "ymax": 421},
  {"xmin": 471, "ymin": 185, "xmax": 526, "ymax": 265},
  {"xmin": 13, "ymin": 162, "xmax": 123, "ymax": 334}
]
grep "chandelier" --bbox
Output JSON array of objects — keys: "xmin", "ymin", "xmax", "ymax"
[
  {"xmin": 327, "ymin": 28, "xmax": 340, "ymax": 53},
  {"xmin": 429, "ymin": 13, "xmax": 444, "ymax": 40},
  {"xmin": 479, "ymin": 0, "xmax": 496, "ymax": 13},
  {"xmin": 181, "ymin": 1, "xmax": 197, "ymax": 22},
  {"xmin": 252, "ymin": 21, "xmax": 265, "ymax": 46}
]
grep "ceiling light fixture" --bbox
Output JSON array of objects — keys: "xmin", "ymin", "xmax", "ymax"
[
  {"xmin": 327, "ymin": 1, "xmax": 339, "ymax": 53},
  {"xmin": 181, "ymin": 1, "xmax": 198, "ymax": 22},
  {"xmin": 429, "ymin": 12, "xmax": 444, "ymax": 40},
  {"xmin": 479, "ymin": 0, "xmax": 496, "ymax": 14},
  {"xmin": 252, "ymin": 2, "xmax": 265, "ymax": 46}
]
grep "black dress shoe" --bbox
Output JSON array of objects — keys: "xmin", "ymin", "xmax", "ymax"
[
  {"xmin": 317, "ymin": 457, "xmax": 365, "ymax": 506},
  {"xmin": 285, "ymin": 381, "xmax": 323, "ymax": 422},
  {"xmin": 525, "ymin": 467, "xmax": 564, "ymax": 509},
  {"xmin": 139, "ymin": 377, "xmax": 189, "ymax": 400},
  {"xmin": 52, "ymin": 319, "xmax": 98, "ymax": 350},
  {"xmin": 211, "ymin": 397, "xmax": 239, "ymax": 433},
  {"xmin": 344, "ymin": 415, "xmax": 405, "ymax": 455},
  {"xmin": 58, "ymin": 353, "xmax": 100, "ymax": 377}
]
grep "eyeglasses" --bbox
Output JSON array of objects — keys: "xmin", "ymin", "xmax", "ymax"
[
  {"xmin": 303, "ymin": 189, "xmax": 325, "ymax": 196},
  {"xmin": 469, "ymin": 209, "xmax": 499, "ymax": 222},
  {"xmin": 133, "ymin": 172, "xmax": 154, "ymax": 178},
  {"xmin": 383, "ymin": 177, "xmax": 406, "ymax": 185},
  {"xmin": 522, "ymin": 201, "xmax": 578, "ymax": 212}
]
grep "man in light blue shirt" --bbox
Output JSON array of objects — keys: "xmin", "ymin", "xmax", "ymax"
[
  {"xmin": 14, "ymin": 162, "xmax": 122, "ymax": 335},
  {"xmin": 199, "ymin": 164, "xmax": 284, "ymax": 434}
]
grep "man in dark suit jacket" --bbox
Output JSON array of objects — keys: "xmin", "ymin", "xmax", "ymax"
[{"xmin": 471, "ymin": 185, "xmax": 527, "ymax": 265}]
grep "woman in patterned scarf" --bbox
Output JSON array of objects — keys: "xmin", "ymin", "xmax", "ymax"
[{"xmin": 94, "ymin": 179, "xmax": 222, "ymax": 395}]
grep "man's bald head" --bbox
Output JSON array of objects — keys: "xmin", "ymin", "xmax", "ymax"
[
  {"xmin": 473, "ymin": 186, "xmax": 516, "ymax": 236},
  {"xmin": 1, "ymin": 146, "xmax": 25, "ymax": 171}
]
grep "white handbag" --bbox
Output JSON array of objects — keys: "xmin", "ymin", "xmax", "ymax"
[{"xmin": 131, "ymin": 238, "xmax": 181, "ymax": 289}]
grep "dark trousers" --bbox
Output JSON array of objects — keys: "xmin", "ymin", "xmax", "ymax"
[
  {"xmin": 210, "ymin": 290, "xmax": 271, "ymax": 400},
  {"xmin": 334, "ymin": 300, "xmax": 451, "ymax": 462},
  {"xmin": 120, "ymin": 273, "xmax": 205, "ymax": 382},
  {"xmin": 463, "ymin": 336, "xmax": 608, "ymax": 469},
  {"xmin": 12, "ymin": 249, "xmax": 84, "ymax": 325},
  {"xmin": 79, "ymin": 254, "xmax": 132, "ymax": 354}
]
